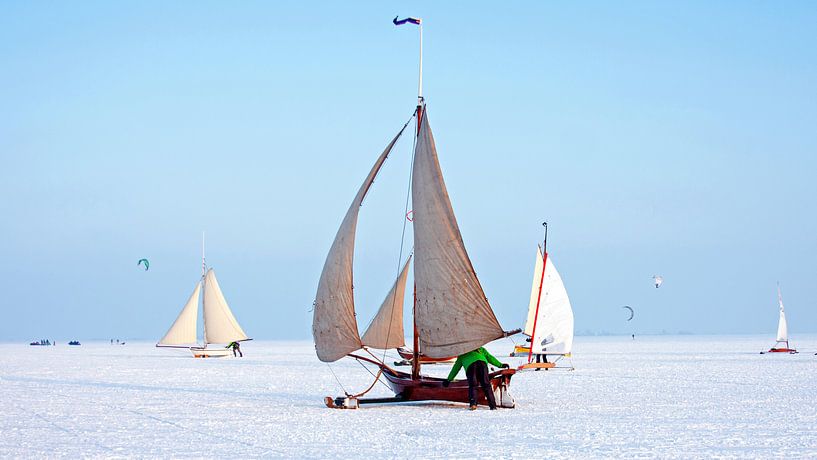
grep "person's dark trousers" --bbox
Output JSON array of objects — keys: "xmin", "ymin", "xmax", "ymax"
[{"xmin": 465, "ymin": 361, "xmax": 497, "ymax": 409}]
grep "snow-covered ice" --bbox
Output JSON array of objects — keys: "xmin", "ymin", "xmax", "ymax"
[{"xmin": 2, "ymin": 335, "xmax": 816, "ymax": 458}]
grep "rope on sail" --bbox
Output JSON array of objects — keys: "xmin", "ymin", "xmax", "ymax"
[{"xmin": 325, "ymin": 362, "xmax": 348, "ymax": 396}]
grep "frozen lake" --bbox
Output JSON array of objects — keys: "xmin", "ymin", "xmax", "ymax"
[{"xmin": 2, "ymin": 335, "xmax": 816, "ymax": 458}]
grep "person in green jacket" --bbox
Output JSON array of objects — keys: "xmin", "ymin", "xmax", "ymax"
[
  {"xmin": 226, "ymin": 341, "xmax": 243, "ymax": 357},
  {"xmin": 442, "ymin": 347, "xmax": 509, "ymax": 410}
]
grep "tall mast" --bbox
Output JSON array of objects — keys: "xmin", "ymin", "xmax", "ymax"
[
  {"xmin": 394, "ymin": 16, "xmax": 425, "ymax": 133},
  {"xmin": 417, "ymin": 20, "xmax": 423, "ymax": 107},
  {"xmin": 201, "ymin": 231, "xmax": 207, "ymax": 347},
  {"xmin": 413, "ymin": 24, "xmax": 422, "ymax": 379},
  {"xmin": 395, "ymin": 15, "xmax": 425, "ymax": 379},
  {"xmin": 412, "ymin": 284, "xmax": 420, "ymax": 379},
  {"xmin": 527, "ymin": 222, "xmax": 548, "ymax": 364},
  {"xmin": 416, "ymin": 20, "xmax": 424, "ymax": 135}
]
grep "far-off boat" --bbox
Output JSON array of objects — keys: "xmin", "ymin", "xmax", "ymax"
[
  {"xmin": 761, "ymin": 284, "xmax": 797, "ymax": 354},
  {"xmin": 157, "ymin": 238, "xmax": 251, "ymax": 358},
  {"xmin": 510, "ymin": 223, "xmax": 575, "ymax": 370}
]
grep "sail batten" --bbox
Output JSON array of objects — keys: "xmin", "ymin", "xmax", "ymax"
[
  {"xmin": 202, "ymin": 269, "xmax": 248, "ymax": 344},
  {"xmin": 313, "ymin": 127, "xmax": 407, "ymax": 362},
  {"xmin": 361, "ymin": 256, "xmax": 411, "ymax": 349},
  {"xmin": 412, "ymin": 109, "xmax": 505, "ymax": 359},
  {"xmin": 157, "ymin": 283, "xmax": 201, "ymax": 347}
]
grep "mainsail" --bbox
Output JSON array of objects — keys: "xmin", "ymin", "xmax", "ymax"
[
  {"xmin": 776, "ymin": 285, "xmax": 788, "ymax": 344},
  {"xmin": 157, "ymin": 283, "xmax": 201, "ymax": 346},
  {"xmin": 202, "ymin": 269, "xmax": 248, "ymax": 344},
  {"xmin": 313, "ymin": 128, "xmax": 407, "ymax": 362},
  {"xmin": 524, "ymin": 246, "xmax": 573, "ymax": 355},
  {"xmin": 412, "ymin": 110, "xmax": 505, "ymax": 358},
  {"xmin": 361, "ymin": 256, "xmax": 412, "ymax": 349}
]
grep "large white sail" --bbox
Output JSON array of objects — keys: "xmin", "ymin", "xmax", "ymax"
[
  {"xmin": 157, "ymin": 282, "xmax": 201, "ymax": 346},
  {"xmin": 313, "ymin": 127, "xmax": 407, "ymax": 362},
  {"xmin": 202, "ymin": 269, "xmax": 248, "ymax": 344},
  {"xmin": 361, "ymin": 256, "xmax": 411, "ymax": 350},
  {"xmin": 412, "ymin": 110, "xmax": 505, "ymax": 358},
  {"xmin": 776, "ymin": 285, "xmax": 788, "ymax": 344},
  {"xmin": 525, "ymin": 247, "xmax": 573, "ymax": 355}
]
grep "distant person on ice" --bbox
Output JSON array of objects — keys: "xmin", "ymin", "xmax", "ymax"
[
  {"xmin": 227, "ymin": 341, "xmax": 243, "ymax": 357},
  {"xmin": 442, "ymin": 347, "xmax": 508, "ymax": 410}
]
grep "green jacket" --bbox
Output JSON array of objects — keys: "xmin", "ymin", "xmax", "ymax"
[{"xmin": 446, "ymin": 347, "xmax": 504, "ymax": 381}]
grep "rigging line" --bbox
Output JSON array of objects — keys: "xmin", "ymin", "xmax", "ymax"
[
  {"xmin": 381, "ymin": 110, "xmax": 418, "ymax": 364},
  {"xmin": 325, "ymin": 362, "xmax": 348, "ymax": 396},
  {"xmin": 353, "ymin": 358, "xmax": 391, "ymax": 394}
]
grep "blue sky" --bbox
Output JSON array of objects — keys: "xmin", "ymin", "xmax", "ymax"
[{"xmin": 1, "ymin": 1, "xmax": 815, "ymax": 341}]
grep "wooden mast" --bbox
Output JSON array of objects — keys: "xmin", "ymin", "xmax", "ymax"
[
  {"xmin": 411, "ymin": 17, "xmax": 424, "ymax": 382},
  {"xmin": 411, "ymin": 103, "xmax": 423, "ymax": 381}
]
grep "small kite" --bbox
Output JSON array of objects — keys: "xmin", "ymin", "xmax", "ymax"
[
  {"xmin": 652, "ymin": 275, "xmax": 663, "ymax": 288},
  {"xmin": 137, "ymin": 259, "xmax": 150, "ymax": 271},
  {"xmin": 622, "ymin": 306, "xmax": 634, "ymax": 321}
]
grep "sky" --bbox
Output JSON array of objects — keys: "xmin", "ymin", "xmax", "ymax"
[{"xmin": 1, "ymin": 1, "xmax": 816, "ymax": 342}]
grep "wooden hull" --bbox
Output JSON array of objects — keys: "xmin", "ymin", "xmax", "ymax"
[
  {"xmin": 190, "ymin": 347, "xmax": 232, "ymax": 358},
  {"xmin": 379, "ymin": 366, "xmax": 515, "ymax": 407},
  {"xmin": 396, "ymin": 347, "xmax": 456, "ymax": 364}
]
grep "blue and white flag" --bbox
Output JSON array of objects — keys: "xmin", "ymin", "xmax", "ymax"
[{"xmin": 393, "ymin": 16, "xmax": 421, "ymax": 26}]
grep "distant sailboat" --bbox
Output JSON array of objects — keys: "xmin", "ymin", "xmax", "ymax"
[
  {"xmin": 511, "ymin": 223, "xmax": 574, "ymax": 370},
  {"xmin": 157, "ymin": 237, "xmax": 250, "ymax": 358},
  {"xmin": 761, "ymin": 284, "xmax": 797, "ymax": 354}
]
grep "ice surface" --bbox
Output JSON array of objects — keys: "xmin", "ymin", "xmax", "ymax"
[{"xmin": 1, "ymin": 336, "xmax": 816, "ymax": 458}]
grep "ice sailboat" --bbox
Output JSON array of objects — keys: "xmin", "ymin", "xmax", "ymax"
[
  {"xmin": 761, "ymin": 284, "xmax": 797, "ymax": 354},
  {"xmin": 510, "ymin": 223, "xmax": 575, "ymax": 370},
  {"xmin": 156, "ymin": 238, "xmax": 250, "ymax": 358},
  {"xmin": 313, "ymin": 17, "xmax": 519, "ymax": 409}
]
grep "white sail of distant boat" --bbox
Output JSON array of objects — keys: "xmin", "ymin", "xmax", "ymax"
[
  {"xmin": 157, "ymin": 237, "xmax": 250, "ymax": 358},
  {"xmin": 524, "ymin": 246, "xmax": 574, "ymax": 356},
  {"xmin": 762, "ymin": 283, "xmax": 797, "ymax": 354},
  {"xmin": 513, "ymin": 229, "xmax": 574, "ymax": 370},
  {"xmin": 776, "ymin": 285, "xmax": 788, "ymax": 345}
]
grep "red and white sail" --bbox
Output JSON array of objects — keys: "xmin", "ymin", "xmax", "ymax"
[{"xmin": 524, "ymin": 246, "xmax": 574, "ymax": 355}]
